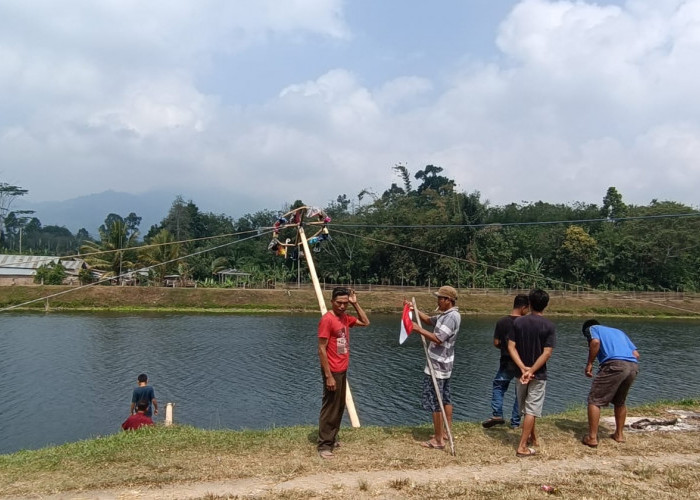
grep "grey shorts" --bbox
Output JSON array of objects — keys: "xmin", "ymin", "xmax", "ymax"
[
  {"xmin": 516, "ymin": 379, "xmax": 546, "ymax": 417},
  {"xmin": 588, "ymin": 360, "xmax": 639, "ymax": 407}
]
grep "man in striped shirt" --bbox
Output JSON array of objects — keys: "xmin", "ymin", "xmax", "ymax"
[{"xmin": 410, "ymin": 285, "xmax": 461, "ymax": 450}]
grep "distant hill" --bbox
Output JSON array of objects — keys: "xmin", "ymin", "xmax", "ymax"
[{"xmin": 18, "ymin": 190, "xmax": 269, "ymax": 238}]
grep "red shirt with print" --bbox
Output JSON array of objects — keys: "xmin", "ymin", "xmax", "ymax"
[{"xmin": 318, "ymin": 311, "xmax": 358, "ymax": 373}]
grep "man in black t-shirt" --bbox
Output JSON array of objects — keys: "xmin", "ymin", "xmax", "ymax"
[
  {"xmin": 482, "ymin": 294, "xmax": 529, "ymax": 429},
  {"xmin": 508, "ymin": 289, "xmax": 556, "ymax": 457}
]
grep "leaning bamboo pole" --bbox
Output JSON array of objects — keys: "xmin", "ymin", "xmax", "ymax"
[
  {"xmin": 299, "ymin": 224, "xmax": 361, "ymax": 427},
  {"xmin": 412, "ymin": 296, "xmax": 455, "ymax": 455}
]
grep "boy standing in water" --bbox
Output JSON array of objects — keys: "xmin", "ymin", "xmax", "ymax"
[{"xmin": 130, "ymin": 373, "xmax": 158, "ymax": 418}]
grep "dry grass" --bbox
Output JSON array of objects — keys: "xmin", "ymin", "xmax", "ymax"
[{"xmin": 1, "ymin": 401, "xmax": 699, "ymax": 498}]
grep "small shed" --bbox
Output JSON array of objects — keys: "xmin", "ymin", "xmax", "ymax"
[{"xmin": 215, "ymin": 268, "xmax": 251, "ymax": 287}]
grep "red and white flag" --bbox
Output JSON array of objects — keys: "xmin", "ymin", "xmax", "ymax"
[{"xmin": 399, "ymin": 303, "xmax": 413, "ymax": 344}]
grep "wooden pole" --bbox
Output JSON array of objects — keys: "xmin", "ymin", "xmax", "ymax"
[
  {"xmin": 299, "ymin": 224, "xmax": 361, "ymax": 428},
  {"xmin": 412, "ymin": 297, "xmax": 455, "ymax": 455}
]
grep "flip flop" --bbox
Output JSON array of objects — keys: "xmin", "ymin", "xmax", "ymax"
[
  {"xmin": 516, "ymin": 447, "xmax": 537, "ymax": 457},
  {"xmin": 420, "ymin": 440, "xmax": 445, "ymax": 450},
  {"xmin": 318, "ymin": 450, "xmax": 334, "ymax": 459},
  {"xmin": 581, "ymin": 435, "xmax": 598, "ymax": 448}
]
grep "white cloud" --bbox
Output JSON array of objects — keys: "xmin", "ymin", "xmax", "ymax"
[{"xmin": 2, "ymin": 0, "xmax": 700, "ymax": 219}]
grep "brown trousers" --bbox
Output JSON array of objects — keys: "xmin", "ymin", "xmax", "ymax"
[{"xmin": 318, "ymin": 370, "xmax": 347, "ymax": 451}]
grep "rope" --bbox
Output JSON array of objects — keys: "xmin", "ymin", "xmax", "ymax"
[
  {"xmin": 329, "ymin": 211, "xmax": 700, "ymax": 230},
  {"xmin": 0, "ymin": 229, "xmax": 263, "ymax": 268},
  {"xmin": 0, "ymin": 230, "xmax": 273, "ymax": 313},
  {"xmin": 330, "ymin": 228, "xmax": 700, "ymax": 317}
]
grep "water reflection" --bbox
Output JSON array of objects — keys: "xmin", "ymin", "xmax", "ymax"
[{"xmin": 0, "ymin": 312, "xmax": 698, "ymax": 453}]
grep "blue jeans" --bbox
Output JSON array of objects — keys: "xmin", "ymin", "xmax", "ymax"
[{"xmin": 490, "ymin": 361, "xmax": 520, "ymax": 426}]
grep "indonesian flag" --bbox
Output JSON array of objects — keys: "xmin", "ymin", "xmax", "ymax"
[{"xmin": 399, "ymin": 303, "xmax": 413, "ymax": 344}]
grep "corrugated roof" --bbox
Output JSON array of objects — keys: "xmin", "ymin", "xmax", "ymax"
[
  {"xmin": 0, "ymin": 255, "xmax": 59, "ymax": 269},
  {"xmin": 0, "ymin": 255, "xmax": 86, "ymax": 273}
]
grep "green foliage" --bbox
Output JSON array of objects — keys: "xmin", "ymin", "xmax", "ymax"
[
  {"xmin": 80, "ymin": 214, "xmax": 140, "ymax": 282},
  {"xmin": 78, "ymin": 268, "xmax": 95, "ymax": 285},
  {"xmin": 5, "ymin": 171, "xmax": 700, "ymax": 292},
  {"xmin": 33, "ymin": 262, "xmax": 66, "ymax": 285}
]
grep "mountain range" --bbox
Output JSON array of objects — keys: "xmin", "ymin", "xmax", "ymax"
[{"xmin": 18, "ymin": 190, "xmax": 266, "ymax": 237}]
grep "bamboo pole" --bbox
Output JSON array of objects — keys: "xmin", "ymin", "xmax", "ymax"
[
  {"xmin": 299, "ymin": 224, "xmax": 361, "ymax": 428},
  {"xmin": 412, "ymin": 296, "xmax": 455, "ymax": 455}
]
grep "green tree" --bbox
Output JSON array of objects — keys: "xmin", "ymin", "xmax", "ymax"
[
  {"xmin": 139, "ymin": 229, "xmax": 180, "ymax": 284},
  {"xmin": 0, "ymin": 183, "xmax": 29, "ymax": 245},
  {"xmin": 34, "ymin": 262, "xmax": 66, "ymax": 285},
  {"xmin": 556, "ymin": 225, "xmax": 599, "ymax": 284},
  {"xmin": 601, "ymin": 186, "xmax": 627, "ymax": 219},
  {"xmin": 81, "ymin": 216, "xmax": 140, "ymax": 282}
]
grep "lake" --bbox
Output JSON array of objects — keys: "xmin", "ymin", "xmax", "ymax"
[{"xmin": 1, "ymin": 312, "xmax": 699, "ymax": 454}]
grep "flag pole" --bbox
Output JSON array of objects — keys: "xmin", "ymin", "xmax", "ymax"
[
  {"xmin": 412, "ymin": 297, "xmax": 455, "ymax": 455},
  {"xmin": 299, "ymin": 223, "xmax": 361, "ymax": 428}
]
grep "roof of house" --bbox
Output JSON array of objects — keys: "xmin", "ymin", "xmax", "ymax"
[
  {"xmin": 216, "ymin": 268, "xmax": 251, "ymax": 277},
  {"xmin": 0, "ymin": 255, "xmax": 86, "ymax": 276}
]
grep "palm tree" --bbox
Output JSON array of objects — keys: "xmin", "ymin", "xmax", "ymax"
[
  {"xmin": 81, "ymin": 219, "xmax": 139, "ymax": 283},
  {"xmin": 138, "ymin": 229, "xmax": 180, "ymax": 285}
]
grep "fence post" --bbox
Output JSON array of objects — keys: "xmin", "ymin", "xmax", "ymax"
[{"xmin": 165, "ymin": 402, "xmax": 174, "ymax": 426}]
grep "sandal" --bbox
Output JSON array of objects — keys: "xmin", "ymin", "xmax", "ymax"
[{"xmin": 516, "ymin": 447, "xmax": 537, "ymax": 457}]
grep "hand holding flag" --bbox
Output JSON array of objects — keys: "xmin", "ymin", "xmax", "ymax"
[{"xmin": 399, "ymin": 303, "xmax": 414, "ymax": 344}]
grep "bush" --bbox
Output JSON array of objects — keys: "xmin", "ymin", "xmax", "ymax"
[{"xmin": 34, "ymin": 262, "xmax": 67, "ymax": 285}]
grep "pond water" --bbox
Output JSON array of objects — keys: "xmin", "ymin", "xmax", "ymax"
[{"xmin": 0, "ymin": 312, "xmax": 698, "ymax": 454}]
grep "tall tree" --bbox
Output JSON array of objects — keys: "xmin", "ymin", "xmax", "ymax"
[
  {"xmin": 81, "ymin": 216, "xmax": 140, "ymax": 282},
  {"xmin": 0, "ymin": 183, "xmax": 29, "ymax": 246},
  {"xmin": 601, "ymin": 186, "xmax": 627, "ymax": 219},
  {"xmin": 139, "ymin": 229, "xmax": 180, "ymax": 284}
]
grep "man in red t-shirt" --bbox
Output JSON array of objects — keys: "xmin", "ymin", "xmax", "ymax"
[
  {"xmin": 317, "ymin": 287, "xmax": 370, "ymax": 459},
  {"xmin": 122, "ymin": 401, "xmax": 155, "ymax": 431}
]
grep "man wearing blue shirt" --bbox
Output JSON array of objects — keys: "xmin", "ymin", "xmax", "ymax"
[{"xmin": 581, "ymin": 320, "xmax": 640, "ymax": 447}]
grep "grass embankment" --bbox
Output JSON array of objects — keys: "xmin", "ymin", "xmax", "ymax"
[
  {"xmin": 1, "ymin": 401, "xmax": 699, "ymax": 499},
  {"xmin": 2, "ymin": 286, "xmax": 700, "ymax": 317}
]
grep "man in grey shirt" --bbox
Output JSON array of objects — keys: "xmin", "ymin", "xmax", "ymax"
[{"xmin": 410, "ymin": 285, "xmax": 461, "ymax": 450}]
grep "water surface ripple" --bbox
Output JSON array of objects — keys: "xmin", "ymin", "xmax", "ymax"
[{"xmin": 0, "ymin": 312, "xmax": 698, "ymax": 453}]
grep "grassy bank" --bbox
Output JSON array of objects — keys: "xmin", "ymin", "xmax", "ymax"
[
  {"xmin": 2, "ymin": 286, "xmax": 700, "ymax": 317},
  {"xmin": 0, "ymin": 400, "xmax": 698, "ymax": 498}
]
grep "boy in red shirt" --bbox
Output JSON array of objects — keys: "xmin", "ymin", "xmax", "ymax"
[{"xmin": 122, "ymin": 401, "xmax": 154, "ymax": 431}]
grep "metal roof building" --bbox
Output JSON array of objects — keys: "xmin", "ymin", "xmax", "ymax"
[{"xmin": 0, "ymin": 254, "xmax": 87, "ymax": 285}]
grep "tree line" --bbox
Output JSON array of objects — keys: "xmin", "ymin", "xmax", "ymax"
[{"xmin": 2, "ymin": 168, "xmax": 699, "ymax": 291}]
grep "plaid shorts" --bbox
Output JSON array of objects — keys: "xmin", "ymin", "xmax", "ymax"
[{"xmin": 421, "ymin": 375, "xmax": 452, "ymax": 413}]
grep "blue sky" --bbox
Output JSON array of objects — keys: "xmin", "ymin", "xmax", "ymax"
[{"xmin": 1, "ymin": 0, "xmax": 697, "ymax": 219}]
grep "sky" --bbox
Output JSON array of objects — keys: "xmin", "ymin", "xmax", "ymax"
[{"xmin": 2, "ymin": 0, "xmax": 699, "ymax": 219}]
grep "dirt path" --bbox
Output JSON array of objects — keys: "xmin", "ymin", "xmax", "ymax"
[{"xmin": 15, "ymin": 452, "xmax": 700, "ymax": 500}]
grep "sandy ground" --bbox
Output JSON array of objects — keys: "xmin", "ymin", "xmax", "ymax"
[
  {"xmin": 9, "ymin": 451, "xmax": 699, "ymax": 500},
  {"xmin": 5, "ymin": 412, "xmax": 699, "ymax": 500}
]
